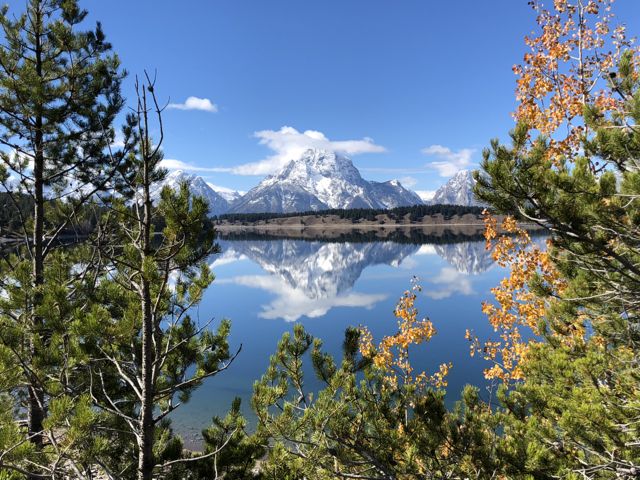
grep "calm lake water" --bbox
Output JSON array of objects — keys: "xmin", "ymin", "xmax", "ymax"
[{"xmin": 171, "ymin": 228, "xmax": 521, "ymax": 445}]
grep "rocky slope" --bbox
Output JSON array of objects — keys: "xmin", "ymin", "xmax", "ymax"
[
  {"xmin": 430, "ymin": 170, "xmax": 482, "ymax": 207},
  {"xmin": 229, "ymin": 149, "xmax": 422, "ymax": 214},
  {"xmin": 151, "ymin": 170, "xmax": 241, "ymax": 216}
]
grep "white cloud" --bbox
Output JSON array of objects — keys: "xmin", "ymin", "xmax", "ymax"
[
  {"xmin": 229, "ymin": 126, "xmax": 386, "ymax": 176},
  {"xmin": 206, "ymin": 182, "xmax": 245, "ymax": 195},
  {"xmin": 397, "ymin": 256, "xmax": 418, "ymax": 270},
  {"xmin": 160, "ymin": 158, "xmax": 229, "ymax": 173},
  {"xmin": 222, "ymin": 274, "xmax": 387, "ymax": 322},
  {"xmin": 111, "ymin": 132, "xmax": 125, "ymax": 149},
  {"xmin": 209, "ymin": 251, "xmax": 248, "ymax": 269},
  {"xmin": 398, "ymin": 176, "xmax": 417, "ymax": 188},
  {"xmin": 168, "ymin": 96, "xmax": 218, "ymax": 113},
  {"xmin": 424, "ymin": 267, "xmax": 475, "ymax": 300},
  {"xmin": 422, "ymin": 145, "xmax": 475, "ymax": 177},
  {"xmin": 159, "ymin": 126, "xmax": 385, "ymax": 179},
  {"xmin": 415, "ymin": 190, "xmax": 436, "ymax": 202}
]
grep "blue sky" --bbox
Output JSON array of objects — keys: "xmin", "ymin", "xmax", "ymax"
[{"xmin": 9, "ymin": 0, "xmax": 640, "ymax": 196}]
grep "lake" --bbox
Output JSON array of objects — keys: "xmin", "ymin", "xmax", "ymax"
[{"xmin": 171, "ymin": 227, "xmax": 518, "ymax": 446}]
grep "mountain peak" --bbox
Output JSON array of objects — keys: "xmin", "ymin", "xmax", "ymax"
[
  {"xmin": 430, "ymin": 169, "xmax": 481, "ymax": 207},
  {"xmin": 229, "ymin": 149, "xmax": 423, "ymax": 214},
  {"xmin": 152, "ymin": 170, "xmax": 236, "ymax": 216},
  {"xmin": 301, "ymin": 147, "xmax": 337, "ymax": 160}
]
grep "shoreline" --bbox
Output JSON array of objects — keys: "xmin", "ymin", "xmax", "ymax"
[{"xmin": 215, "ymin": 222, "xmax": 495, "ymax": 230}]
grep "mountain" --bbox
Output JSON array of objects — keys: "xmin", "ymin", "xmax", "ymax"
[
  {"xmin": 214, "ymin": 189, "xmax": 243, "ymax": 204},
  {"xmin": 229, "ymin": 149, "xmax": 422, "ymax": 214},
  {"xmin": 212, "ymin": 234, "xmax": 504, "ymax": 320},
  {"xmin": 151, "ymin": 170, "xmax": 235, "ymax": 216},
  {"xmin": 221, "ymin": 238, "xmax": 419, "ymax": 300},
  {"xmin": 369, "ymin": 180, "xmax": 424, "ymax": 209},
  {"xmin": 430, "ymin": 170, "xmax": 482, "ymax": 207}
]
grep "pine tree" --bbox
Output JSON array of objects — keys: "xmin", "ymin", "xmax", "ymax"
[
  {"xmin": 0, "ymin": 0, "xmax": 127, "ymax": 476},
  {"xmin": 83, "ymin": 77, "xmax": 239, "ymax": 480},
  {"xmin": 474, "ymin": 50, "xmax": 640, "ymax": 478},
  {"xmin": 252, "ymin": 293, "xmax": 499, "ymax": 479}
]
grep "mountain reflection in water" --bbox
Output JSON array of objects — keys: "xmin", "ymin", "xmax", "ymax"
[{"xmin": 213, "ymin": 231, "xmax": 496, "ymax": 322}]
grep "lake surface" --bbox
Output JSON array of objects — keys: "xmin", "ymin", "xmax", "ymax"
[{"xmin": 171, "ymin": 228, "xmax": 519, "ymax": 445}]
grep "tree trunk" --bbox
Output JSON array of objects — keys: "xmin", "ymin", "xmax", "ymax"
[
  {"xmin": 28, "ymin": 141, "xmax": 45, "ymax": 451},
  {"xmin": 28, "ymin": 0, "xmax": 46, "ymax": 457},
  {"xmin": 137, "ymin": 127, "xmax": 155, "ymax": 480},
  {"xmin": 137, "ymin": 279, "xmax": 155, "ymax": 480}
]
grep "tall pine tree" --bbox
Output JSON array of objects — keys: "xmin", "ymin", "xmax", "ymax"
[
  {"xmin": 83, "ymin": 77, "xmax": 239, "ymax": 480},
  {"xmin": 0, "ymin": 0, "xmax": 127, "ymax": 476}
]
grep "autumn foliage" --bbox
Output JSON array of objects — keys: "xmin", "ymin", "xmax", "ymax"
[
  {"xmin": 514, "ymin": 0, "xmax": 632, "ymax": 158},
  {"xmin": 360, "ymin": 279, "xmax": 451, "ymax": 389},
  {"xmin": 466, "ymin": 214, "xmax": 566, "ymax": 383},
  {"xmin": 472, "ymin": 0, "xmax": 635, "ymax": 384}
]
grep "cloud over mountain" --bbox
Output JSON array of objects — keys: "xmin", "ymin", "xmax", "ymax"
[
  {"xmin": 229, "ymin": 126, "xmax": 386, "ymax": 176},
  {"xmin": 422, "ymin": 144, "xmax": 475, "ymax": 177}
]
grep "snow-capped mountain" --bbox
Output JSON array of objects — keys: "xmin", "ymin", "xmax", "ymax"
[
  {"xmin": 151, "ymin": 170, "xmax": 236, "ymax": 216},
  {"xmin": 214, "ymin": 189, "xmax": 243, "ymax": 204},
  {"xmin": 430, "ymin": 170, "xmax": 482, "ymax": 207},
  {"xmin": 369, "ymin": 180, "xmax": 424, "ymax": 209},
  {"xmin": 229, "ymin": 149, "xmax": 422, "ymax": 214},
  {"xmin": 216, "ymin": 238, "xmax": 418, "ymax": 320},
  {"xmin": 221, "ymin": 238, "xmax": 419, "ymax": 300},
  {"xmin": 151, "ymin": 156, "xmax": 483, "ymax": 217},
  {"xmin": 212, "ymin": 235, "xmax": 500, "ymax": 320}
]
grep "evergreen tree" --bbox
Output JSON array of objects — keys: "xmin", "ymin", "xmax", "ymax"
[
  {"xmin": 252, "ymin": 291, "xmax": 499, "ymax": 479},
  {"xmin": 83, "ymin": 77, "xmax": 238, "ymax": 480},
  {"xmin": 0, "ymin": 0, "xmax": 127, "ymax": 476},
  {"xmin": 474, "ymin": 50, "xmax": 640, "ymax": 478}
]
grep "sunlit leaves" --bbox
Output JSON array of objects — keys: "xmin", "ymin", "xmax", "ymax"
[
  {"xmin": 513, "ymin": 0, "xmax": 634, "ymax": 159},
  {"xmin": 360, "ymin": 279, "xmax": 452, "ymax": 390},
  {"xmin": 468, "ymin": 213, "xmax": 565, "ymax": 383}
]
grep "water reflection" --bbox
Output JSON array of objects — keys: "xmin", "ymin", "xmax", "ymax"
[
  {"xmin": 175, "ymin": 230, "xmax": 544, "ymax": 443},
  {"xmin": 433, "ymin": 242, "xmax": 494, "ymax": 275},
  {"xmin": 214, "ymin": 234, "xmax": 496, "ymax": 321},
  {"xmin": 217, "ymin": 240, "xmax": 418, "ymax": 321}
]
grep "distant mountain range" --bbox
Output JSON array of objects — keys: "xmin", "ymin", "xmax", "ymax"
[
  {"xmin": 229, "ymin": 149, "xmax": 423, "ymax": 213},
  {"xmin": 153, "ymin": 148, "xmax": 483, "ymax": 216}
]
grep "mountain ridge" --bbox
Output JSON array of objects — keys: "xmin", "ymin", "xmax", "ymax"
[
  {"xmin": 428, "ymin": 170, "xmax": 482, "ymax": 207},
  {"xmin": 228, "ymin": 149, "xmax": 422, "ymax": 214},
  {"xmin": 152, "ymin": 149, "xmax": 480, "ymax": 216}
]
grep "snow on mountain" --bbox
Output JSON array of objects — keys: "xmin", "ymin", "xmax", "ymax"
[
  {"xmin": 229, "ymin": 149, "xmax": 423, "ymax": 214},
  {"xmin": 415, "ymin": 190, "xmax": 436, "ymax": 203},
  {"xmin": 151, "ymin": 170, "xmax": 232, "ymax": 216},
  {"xmin": 433, "ymin": 241, "xmax": 494, "ymax": 275},
  {"xmin": 369, "ymin": 179, "xmax": 424, "ymax": 209},
  {"xmin": 206, "ymin": 182, "xmax": 244, "ymax": 204},
  {"xmin": 149, "ymin": 154, "xmax": 486, "ymax": 217},
  {"xmin": 215, "ymin": 189, "xmax": 243, "ymax": 204},
  {"xmin": 429, "ymin": 170, "xmax": 482, "ymax": 207}
]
